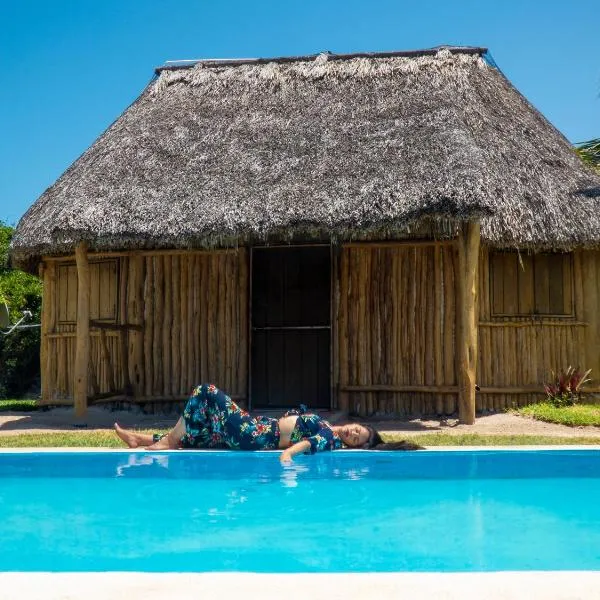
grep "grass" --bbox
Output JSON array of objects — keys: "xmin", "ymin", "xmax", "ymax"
[
  {"xmin": 512, "ymin": 402, "xmax": 600, "ymax": 427},
  {"xmin": 0, "ymin": 399, "xmax": 39, "ymax": 412},
  {"xmin": 0, "ymin": 430, "xmax": 167, "ymax": 448},
  {"xmin": 0, "ymin": 430, "xmax": 598, "ymax": 448},
  {"xmin": 392, "ymin": 433, "xmax": 600, "ymax": 446}
]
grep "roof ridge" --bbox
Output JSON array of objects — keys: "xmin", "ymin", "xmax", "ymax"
[{"xmin": 154, "ymin": 45, "xmax": 488, "ymax": 74}]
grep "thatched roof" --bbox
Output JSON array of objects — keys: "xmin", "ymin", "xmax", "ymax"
[{"xmin": 11, "ymin": 46, "xmax": 600, "ymax": 271}]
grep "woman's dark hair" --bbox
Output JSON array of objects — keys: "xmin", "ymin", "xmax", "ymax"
[{"xmin": 363, "ymin": 425, "xmax": 423, "ymax": 451}]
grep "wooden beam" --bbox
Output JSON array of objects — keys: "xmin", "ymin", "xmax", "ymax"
[
  {"xmin": 479, "ymin": 320, "xmax": 587, "ymax": 328},
  {"xmin": 342, "ymin": 385, "xmax": 459, "ymax": 393},
  {"xmin": 74, "ymin": 242, "xmax": 90, "ymax": 420},
  {"xmin": 342, "ymin": 239, "xmax": 456, "ymax": 249},
  {"xmin": 43, "ymin": 248, "xmax": 240, "ymax": 262},
  {"xmin": 90, "ymin": 394, "xmax": 247, "ymax": 404},
  {"xmin": 89, "ymin": 320, "xmax": 143, "ymax": 331},
  {"xmin": 457, "ymin": 222, "xmax": 480, "ymax": 424}
]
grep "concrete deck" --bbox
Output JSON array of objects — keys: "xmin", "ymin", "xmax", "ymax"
[
  {"xmin": 1, "ymin": 407, "xmax": 600, "ymax": 438},
  {"xmin": 1, "ymin": 572, "xmax": 599, "ymax": 600}
]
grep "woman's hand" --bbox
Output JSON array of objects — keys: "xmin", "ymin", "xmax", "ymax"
[
  {"xmin": 279, "ymin": 440, "xmax": 311, "ymax": 464},
  {"xmin": 279, "ymin": 449, "xmax": 294, "ymax": 464}
]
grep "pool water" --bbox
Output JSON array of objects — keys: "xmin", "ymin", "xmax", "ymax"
[{"xmin": 0, "ymin": 450, "xmax": 599, "ymax": 572}]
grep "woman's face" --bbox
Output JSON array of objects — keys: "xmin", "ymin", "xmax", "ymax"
[{"xmin": 337, "ymin": 423, "xmax": 370, "ymax": 448}]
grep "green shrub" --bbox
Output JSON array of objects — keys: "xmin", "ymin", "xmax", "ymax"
[{"xmin": 0, "ymin": 222, "xmax": 42, "ymax": 398}]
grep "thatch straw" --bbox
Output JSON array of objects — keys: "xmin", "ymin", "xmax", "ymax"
[{"xmin": 11, "ymin": 47, "xmax": 600, "ymax": 271}]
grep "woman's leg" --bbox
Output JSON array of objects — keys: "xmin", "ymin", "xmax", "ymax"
[
  {"xmin": 146, "ymin": 417, "xmax": 186, "ymax": 450},
  {"xmin": 114, "ymin": 419, "xmax": 184, "ymax": 449},
  {"xmin": 177, "ymin": 384, "xmax": 227, "ymax": 449},
  {"xmin": 114, "ymin": 423, "xmax": 155, "ymax": 448}
]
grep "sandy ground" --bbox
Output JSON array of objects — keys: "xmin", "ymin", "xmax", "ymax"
[
  {"xmin": 0, "ymin": 406, "xmax": 599, "ymax": 438},
  {"xmin": 0, "ymin": 572, "xmax": 599, "ymax": 600}
]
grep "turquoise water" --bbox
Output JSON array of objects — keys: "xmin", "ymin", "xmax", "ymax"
[{"xmin": 0, "ymin": 450, "xmax": 599, "ymax": 572}]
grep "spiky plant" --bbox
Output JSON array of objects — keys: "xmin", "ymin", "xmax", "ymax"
[{"xmin": 544, "ymin": 366, "xmax": 592, "ymax": 407}]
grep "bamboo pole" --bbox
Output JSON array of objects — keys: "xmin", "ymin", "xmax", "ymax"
[
  {"xmin": 119, "ymin": 258, "xmax": 130, "ymax": 392},
  {"xmin": 347, "ymin": 249, "xmax": 357, "ymax": 387},
  {"xmin": 153, "ymin": 256, "xmax": 164, "ymax": 395},
  {"xmin": 331, "ymin": 245, "xmax": 339, "ymax": 409},
  {"xmin": 144, "ymin": 258, "xmax": 154, "ymax": 397},
  {"xmin": 456, "ymin": 222, "xmax": 480, "ymax": 424},
  {"xmin": 199, "ymin": 255, "xmax": 209, "ymax": 385},
  {"xmin": 126, "ymin": 255, "xmax": 144, "ymax": 397},
  {"xmin": 224, "ymin": 254, "xmax": 232, "ymax": 391},
  {"xmin": 400, "ymin": 249, "xmax": 410, "ymax": 414},
  {"xmin": 444, "ymin": 247, "xmax": 457, "ymax": 414},
  {"xmin": 163, "ymin": 256, "xmax": 173, "ymax": 396},
  {"xmin": 99, "ymin": 328, "xmax": 116, "ymax": 392},
  {"xmin": 190, "ymin": 255, "xmax": 200, "ymax": 387},
  {"xmin": 217, "ymin": 255, "xmax": 226, "ymax": 385},
  {"xmin": 238, "ymin": 249, "xmax": 249, "ymax": 398},
  {"xmin": 392, "ymin": 249, "xmax": 400, "ymax": 413},
  {"xmin": 172, "ymin": 257, "xmax": 181, "ymax": 394},
  {"xmin": 338, "ymin": 248, "xmax": 350, "ymax": 411},
  {"xmin": 434, "ymin": 246, "xmax": 444, "ymax": 414},
  {"xmin": 180, "ymin": 255, "xmax": 188, "ymax": 392},
  {"xmin": 424, "ymin": 248, "xmax": 435, "ymax": 415},
  {"xmin": 40, "ymin": 262, "xmax": 53, "ymax": 403},
  {"xmin": 74, "ymin": 242, "xmax": 90, "ymax": 419}
]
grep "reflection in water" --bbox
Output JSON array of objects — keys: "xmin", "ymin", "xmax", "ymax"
[
  {"xmin": 280, "ymin": 463, "xmax": 310, "ymax": 488},
  {"xmin": 115, "ymin": 453, "xmax": 170, "ymax": 477},
  {"xmin": 331, "ymin": 467, "xmax": 370, "ymax": 481},
  {"xmin": 113, "ymin": 452, "xmax": 374, "ymax": 483},
  {"xmin": 280, "ymin": 463, "xmax": 371, "ymax": 487}
]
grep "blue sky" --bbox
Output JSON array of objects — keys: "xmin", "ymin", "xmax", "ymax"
[{"xmin": 1, "ymin": 0, "xmax": 599, "ymax": 225}]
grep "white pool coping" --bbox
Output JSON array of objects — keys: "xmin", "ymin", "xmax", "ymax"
[
  {"xmin": 0, "ymin": 445, "xmax": 599, "ymax": 453},
  {"xmin": 1, "ymin": 572, "xmax": 599, "ymax": 600}
]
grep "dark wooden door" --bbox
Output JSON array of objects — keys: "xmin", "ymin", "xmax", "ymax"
[{"xmin": 251, "ymin": 246, "xmax": 331, "ymax": 408}]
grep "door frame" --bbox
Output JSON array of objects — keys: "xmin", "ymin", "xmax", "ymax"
[{"xmin": 247, "ymin": 243, "xmax": 333, "ymax": 411}]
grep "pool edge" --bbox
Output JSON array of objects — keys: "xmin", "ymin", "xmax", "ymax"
[
  {"xmin": 0, "ymin": 445, "xmax": 599, "ymax": 453},
  {"xmin": 1, "ymin": 571, "xmax": 599, "ymax": 600}
]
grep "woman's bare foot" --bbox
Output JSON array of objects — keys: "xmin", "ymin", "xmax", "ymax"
[{"xmin": 114, "ymin": 423, "xmax": 139, "ymax": 448}]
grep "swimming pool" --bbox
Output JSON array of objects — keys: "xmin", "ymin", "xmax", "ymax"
[{"xmin": 0, "ymin": 449, "xmax": 599, "ymax": 572}]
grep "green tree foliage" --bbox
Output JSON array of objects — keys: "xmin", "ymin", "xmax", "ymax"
[
  {"xmin": 576, "ymin": 138, "xmax": 600, "ymax": 172},
  {"xmin": 0, "ymin": 222, "xmax": 42, "ymax": 398}
]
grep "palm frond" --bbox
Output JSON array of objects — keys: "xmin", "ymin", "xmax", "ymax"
[{"xmin": 576, "ymin": 138, "xmax": 600, "ymax": 170}]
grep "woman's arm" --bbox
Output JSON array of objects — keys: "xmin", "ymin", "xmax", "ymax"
[{"xmin": 280, "ymin": 440, "xmax": 311, "ymax": 463}]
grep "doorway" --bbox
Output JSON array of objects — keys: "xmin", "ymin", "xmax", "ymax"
[{"xmin": 250, "ymin": 246, "xmax": 331, "ymax": 408}]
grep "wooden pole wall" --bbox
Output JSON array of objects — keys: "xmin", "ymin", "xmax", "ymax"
[
  {"xmin": 74, "ymin": 242, "xmax": 90, "ymax": 418},
  {"xmin": 456, "ymin": 222, "xmax": 480, "ymax": 424},
  {"xmin": 337, "ymin": 241, "xmax": 458, "ymax": 416},
  {"xmin": 42, "ymin": 248, "xmax": 247, "ymax": 407},
  {"xmin": 43, "ymin": 244, "xmax": 600, "ymax": 413}
]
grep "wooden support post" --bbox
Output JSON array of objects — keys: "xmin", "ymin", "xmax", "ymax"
[
  {"xmin": 74, "ymin": 242, "xmax": 90, "ymax": 420},
  {"xmin": 457, "ymin": 222, "xmax": 480, "ymax": 424},
  {"xmin": 39, "ymin": 262, "xmax": 49, "ymax": 403}
]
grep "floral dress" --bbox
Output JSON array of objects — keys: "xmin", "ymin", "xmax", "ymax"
[
  {"xmin": 285, "ymin": 405, "xmax": 343, "ymax": 454},
  {"xmin": 158, "ymin": 384, "xmax": 342, "ymax": 453}
]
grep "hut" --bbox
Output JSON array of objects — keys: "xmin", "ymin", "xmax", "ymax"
[{"xmin": 10, "ymin": 46, "xmax": 600, "ymax": 423}]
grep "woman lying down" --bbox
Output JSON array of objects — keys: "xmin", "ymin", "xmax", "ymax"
[{"xmin": 114, "ymin": 384, "xmax": 422, "ymax": 463}]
